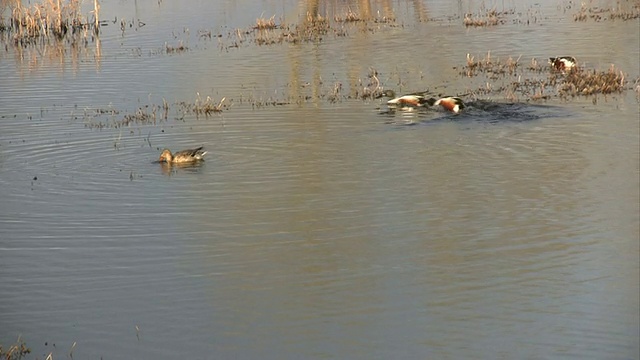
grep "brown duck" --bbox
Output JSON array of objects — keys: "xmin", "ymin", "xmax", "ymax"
[{"xmin": 158, "ymin": 146, "xmax": 207, "ymax": 164}]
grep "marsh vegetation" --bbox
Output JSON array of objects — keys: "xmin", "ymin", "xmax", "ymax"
[{"xmin": 0, "ymin": 337, "xmax": 30, "ymax": 360}]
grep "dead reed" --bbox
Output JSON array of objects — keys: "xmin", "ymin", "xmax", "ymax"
[
  {"xmin": 81, "ymin": 94, "xmax": 230, "ymax": 130},
  {"xmin": 354, "ymin": 67, "xmax": 384, "ymax": 99},
  {"xmin": 573, "ymin": 4, "xmax": 588, "ymax": 21},
  {"xmin": 460, "ymin": 52, "xmax": 521, "ymax": 77},
  {"xmin": 192, "ymin": 94, "xmax": 227, "ymax": 116},
  {"xmin": 217, "ymin": 9, "xmax": 385, "ymax": 50},
  {"xmin": 1, "ymin": 0, "xmax": 100, "ymax": 46},
  {"xmin": 558, "ymin": 65, "xmax": 627, "ymax": 97},
  {"xmin": 255, "ymin": 14, "xmax": 277, "ymax": 30},
  {"xmin": 334, "ymin": 7, "xmax": 362, "ymax": 22},
  {"xmin": 0, "ymin": 336, "xmax": 31, "ymax": 360},
  {"xmin": 83, "ymin": 104, "xmax": 161, "ymax": 129},
  {"xmin": 456, "ymin": 50, "xmax": 632, "ymax": 102},
  {"xmin": 174, "ymin": 93, "xmax": 229, "ymax": 117},
  {"xmin": 463, "ymin": 9, "xmax": 504, "ymax": 27},
  {"xmin": 574, "ymin": 2, "xmax": 640, "ymax": 21},
  {"xmin": 165, "ymin": 41, "xmax": 188, "ymax": 53}
]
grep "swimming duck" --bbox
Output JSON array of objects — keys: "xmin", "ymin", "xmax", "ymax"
[
  {"xmin": 549, "ymin": 56, "xmax": 577, "ymax": 71},
  {"xmin": 384, "ymin": 90, "xmax": 432, "ymax": 107},
  {"xmin": 427, "ymin": 96, "xmax": 466, "ymax": 114},
  {"xmin": 158, "ymin": 146, "xmax": 207, "ymax": 164}
]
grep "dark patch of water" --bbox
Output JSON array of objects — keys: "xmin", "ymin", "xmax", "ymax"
[{"xmin": 382, "ymin": 100, "xmax": 572, "ymax": 126}]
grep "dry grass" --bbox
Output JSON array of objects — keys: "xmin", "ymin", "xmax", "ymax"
[
  {"xmin": 558, "ymin": 65, "xmax": 626, "ymax": 97},
  {"xmin": 574, "ymin": 1, "xmax": 640, "ymax": 21},
  {"xmin": 354, "ymin": 67, "xmax": 384, "ymax": 99},
  {"xmin": 458, "ymin": 50, "xmax": 631, "ymax": 102},
  {"xmin": 0, "ymin": 336, "xmax": 31, "ymax": 360},
  {"xmin": 573, "ymin": 4, "xmax": 588, "ymax": 21},
  {"xmin": 461, "ymin": 52, "xmax": 522, "ymax": 77},
  {"xmin": 526, "ymin": 57, "xmax": 545, "ymax": 72},
  {"xmin": 82, "ymin": 93, "xmax": 230, "ymax": 130},
  {"xmin": 192, "ymin": 94, "xmax": 227, "ymax": 116},
  {"xmin": 463, "ymin": 9, "xmax": 506, "ymax": 27},
  {"xmin": 335, "ymin": 7, "xmax": 362, "ymax": 22},
  {"xmin": 176, "ymin": 93, "xmax": 229, "ymax": 117},
  {"xmin": 83, "ymin": 101, "xmax": 167, "ymax": 129},
  {"xmin": 1, "ymin": 0, "xmax": 100, "ymax": 45},
  {"xmin": 217, "ymin": 8, "xmax": 396, "ymax": 50},
  {"xmin": 255, "ymin": 14, "xmax": 277, "ymax": 30},
  {"xmin": 165, "ymin": 41, "xmax": 188, "ymax": 53}
]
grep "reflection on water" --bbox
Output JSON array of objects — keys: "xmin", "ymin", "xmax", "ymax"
[
  {"xmin": 0, "ymin": 0, "xmax": 638, "ymax": 359},
  {"xmin": 380, "ymin": 101, "xmax": 571, "ymax": 126},
  {"xmin": 158, "ymin": 161, "xmax": 206, "ymax": 176}
]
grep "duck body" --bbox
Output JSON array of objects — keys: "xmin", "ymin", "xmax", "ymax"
[
  {"xmin": 549, "ymin": 56, "xmax": 577, "ymax": 71},
  {"xmin": 159, "ymin": 146, "xmax": 207, "ymax": 164},
  {"xmin": 430, "ymin": 96, "xmax": 466, "ymax": 114},
  {"xmin": 384, "ymin": 90, "xmax": 431, "ymax": 108}
]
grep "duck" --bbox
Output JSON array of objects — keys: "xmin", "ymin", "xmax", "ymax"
[
  {"xmin": 549, "ymin": 56, "xmax": 577, "ymax": 71},
  {"xmin": 427, "ymin": 96, "xmax": 466, "ymax": 114},
  {"xmin": 383, "ymin": 90, "xmax": 432, "ymax": 108},
  {"xmin": 158, "ymin": 146, "xmax": 207, "ymax": 164}
]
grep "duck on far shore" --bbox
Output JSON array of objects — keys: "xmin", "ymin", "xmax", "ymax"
[{"xmin": 549, "ymin": 56, "xmax": 577, "ymax": 71}]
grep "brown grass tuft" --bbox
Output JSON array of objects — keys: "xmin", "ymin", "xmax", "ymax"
[
  {"xmin": 335, "ymin": 7, "xmax": 362, "ymax": 22},
  {"xmin": 0, "ymin": 336, "xmax": 31, "ymax": 360},
  {"xmin": 255, "ymin": 14, "xmax": 277, "ymax": 30},
  {"xmin": 463, "ymin": 9, "xmax": 504, "ymax": 27},
  {"xmin": 559, "ymin": 65, "xmax": 627, "ymax": 97},
  {"xmin": 3, "ymin": 0, "xmax": 99, "ymax": 45}
]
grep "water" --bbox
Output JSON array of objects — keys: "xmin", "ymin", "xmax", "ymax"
[{"xmin": 1, "ymin": 0, "xmax": 638, "ymax": 359}]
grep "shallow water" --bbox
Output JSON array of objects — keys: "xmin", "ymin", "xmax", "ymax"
[{"xmin": 1, "ymin": 0, "xmax": 639, "ymax": 359}]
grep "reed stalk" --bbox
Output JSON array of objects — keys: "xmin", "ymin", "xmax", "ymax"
[{"xmin": 94, "ymin": 0, "xmax": 99, "ymax": 34}]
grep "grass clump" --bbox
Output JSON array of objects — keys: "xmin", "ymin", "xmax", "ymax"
[
  {"xmin": 461, "ymin": 52, "xmax": 521, "ymax": 78},
  {"xmin": 255, "ymin": 14, "xmax": 277, "ymax": 30},
  {"xmin": 334, "ymin": 7, "xmax": 362, "ymax": 22},
  {"xmin": 559, "ymin": 65, "xmax": 627, "ymax": 97},
  {"xmin": 175, "ymin": 93, "xmax": 228, "ymax": 117},
  {"xmin": 0, "ymin": 337, "xmax": 31, "ymax": 360},
  {"xmin": 463, "ymin": 9, "xmax": 507, "ymax": 27},
  {"xmin": 1, "ymin": 0, "xmax": 99, "ymax": 46},
  {"xmin": 574, "ymin": 2, "xmax": 640, "ymax": 22},
  {"xmin": 454, "ymin": 51, "xmax": 632, "ymax": 103},
  {"xmin": 165, "ymin": 41, "xmax": 188, "ymax": 53},
  {"xmin": 193, "ymin": 94, "xmax": 227, "ymax": 115}
]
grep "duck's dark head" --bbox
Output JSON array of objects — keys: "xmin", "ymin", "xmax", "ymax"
[{"xmin": 382, "ymin": 89, "xmax": 396, "ymax": 98}]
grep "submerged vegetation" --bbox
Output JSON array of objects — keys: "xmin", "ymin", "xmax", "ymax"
[{"xmin": 81, "ymin": 94, "xmax": 230, "ymax": 130}]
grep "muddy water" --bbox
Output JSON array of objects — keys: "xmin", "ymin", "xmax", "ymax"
[{"xmin": 1, "ymin": 0, "xmax": 638, "ymax": 359}]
